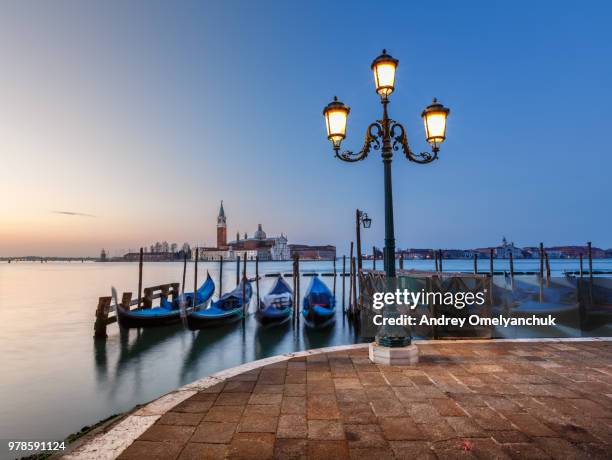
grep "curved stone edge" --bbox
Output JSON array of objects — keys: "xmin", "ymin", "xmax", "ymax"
[{"xmin": 61, "ymin": 337, "xmax": 612, "ymax": 459}]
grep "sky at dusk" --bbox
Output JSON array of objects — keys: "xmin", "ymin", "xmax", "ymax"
[{"xmin": 0, "ymin": 0, "xmax": 610, "ymax": 257}]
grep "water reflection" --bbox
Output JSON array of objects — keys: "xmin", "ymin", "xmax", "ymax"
[
  {"xmin": 4, "ymin": 260, "xmax": 611, "ymax": 452},
  {"xmin": 92, "ymin": 298, "xmax": 359, "ymax": 406},
  {"xmin": 254, "ymin": 320, "xmax": 292, "ymax": 358}
]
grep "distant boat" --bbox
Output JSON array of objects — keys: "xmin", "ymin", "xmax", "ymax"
[
  {"xmin": 186, "ymin": 279, "xmax": 252, "ymax": 329},
  {"xmin": 255, "ymin": 276, "xmax": 293, "ymax": 324},
  {"xmin": 116, "ymin": 275, "xmax": 212, "ymax": 328},
  {"xmin": 302, "ymin": 276, "xmax": 335, "ymax": 327}
]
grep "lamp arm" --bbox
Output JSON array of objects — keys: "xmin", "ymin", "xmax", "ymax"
[
  {"xmin": 335, "ymin": 122, "xmax": 383, "ymax": 163},
  {"xmin": 390, "ymin": 122, "xmax": 438, "ymax": 164}
]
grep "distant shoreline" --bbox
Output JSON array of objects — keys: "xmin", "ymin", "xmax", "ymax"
[{"xmin": 3, "ymin": 257, "xmax": 612, "ymax": 262}]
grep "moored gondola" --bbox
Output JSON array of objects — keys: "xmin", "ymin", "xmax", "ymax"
[
  {"xmin": 186, "ymin": 279, "xmax": 252, "ymax": 329},
  {"xmin": 255, "ymin": 276, "xmax": 293, "ymax": 325},
  {"xmin": 302, "ymin": 276, "xmax": 335, "ymax": 327},
  {"xmin": 116, "ymin": 274, "xmax": 215, "ymax": 328},
  {"xmin": 183, "ymin": 273, "xmax": 216, "ymax": 308}
]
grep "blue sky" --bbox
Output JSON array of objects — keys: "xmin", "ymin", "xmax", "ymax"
[{"xmin": 0, "ymin": 0, "xmax": 610, "ymax": 256}]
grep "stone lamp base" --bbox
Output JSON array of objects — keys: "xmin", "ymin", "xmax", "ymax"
[{"xmin": 369, "ymin": 342, "xmax": 419, "ymax": 365}]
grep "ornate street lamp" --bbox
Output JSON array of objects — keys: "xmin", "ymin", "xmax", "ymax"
[
  {"xmin": 361, "ymin": 212, "xmax": 372, "ymax": 229},
  {"xmin": 323, "ymin": 50, "xmax": 450, "ymax": 349},
  {"xmin": 355, "ymin": 209, "xmax": 371, "ymax": 272}
]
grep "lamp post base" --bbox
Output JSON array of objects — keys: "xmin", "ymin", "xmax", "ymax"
[
  {"xmin": 376, "ymin": 335, "xmax": 411, "ymax": 347},
  {"xmin": 369, "ymin": 342, "xmax": 419, "ymax": 366}
]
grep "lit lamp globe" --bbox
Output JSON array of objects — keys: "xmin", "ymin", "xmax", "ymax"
[
  {"xmin": 323, "ymin": 96, "xmax": 350, "ymax": 151},
  {"xmin": 421, "ymin": 98, "xmax": 450, "ymax": 151},
  {"xmin": 371, "ymin": 50, "xmax": 398, "ymax": 99}
]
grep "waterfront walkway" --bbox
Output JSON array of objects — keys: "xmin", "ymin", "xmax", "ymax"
[{"xmin": 67, "ymin": 340, "xmax": 612, "ymax": 459}]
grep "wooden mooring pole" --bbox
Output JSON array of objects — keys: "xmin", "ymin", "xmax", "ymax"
[
  {"xmin": 295, "ymin": 255, "xmax": 300, "ymax": 326},
  {"xmin": 137, "ymin": 247, "xmax": 143, "ymax": 307},
  {"xmin": 194, "ymin": 248, "xmax": 199, "ymax": 305},
  {"xmin": 435, "ymin": 251, "xmax": 439, "ymax": 272},
  {"xmin": 399, "ymin": 253, "xmax": 404, "ymax": 271},
  {"xmin": 94, "ymin": 296, "xmax": 112, "ymax": 338},
  {"xmin": 255, "ymin": 255, "xmax": 260, "ymax": 307},
  {"xmin": 351, "ymin": 256, "xmax": 357, "ymax": 316},
  {"xmin": 219, "ymin": 256, "xmax": 224, "ymax": 298},
  {"xmin": 349, "ymin": 242, "xmax": 354, "ymax": 313},
  {"xmin": 355, "ymin": 209, "xmax": 363, "ymax": 272},
  {"xmin": 539, "ymin": 242, "xmax": 544, "ymax": 278},
  {"xmin": 236, "ymin": 255, "xmax": 241, "ymax": 286},
  {"xmin": 579, "ymin": 253, "xmax": 584, "ymax": 277},
  {"xmin": 181, "ymin": 252, "xmax": 187, "ymax": 294},
  {"xmin": 372, "ymin": 246, "xmax": 376, "ymax": 271},
  {"xmin": 242, "ymin": 252, "xmax": 247, "ymax": 317},
  {"xmin": 292, "ymin": 256, "xmax": 297, "ymax": 324},
  {"xmin": 333, "ymin": 257, "xmax": 337, "ymax": 297},
  {"xmin": 545, "ymin": 252, "xmax": 551, "ymax": 280},
  {"xmin": 509, "ymin": 251, "xmax": 514, "ymax": 277},
  {"xmin": 473, "ymin": 254, "xmax": 478, "ymax": 274},
  {"xmin": 587, "ymin": 241, "xmax": 594, "ymax": 305},
  {"xmin": 489, "ymin": 248, "xmax": 494, "ymax": 275},
  {"xmin": 438, "ymin": 250, "xmax": 443, "ymax": 273},
  {"xmin": 342, "ymin": 255, "xmax": 346, "ymax": 311}
]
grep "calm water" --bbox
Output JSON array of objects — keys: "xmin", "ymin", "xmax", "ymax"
[{"xmin": 0, "ymin": 258, "xmax": 611, "ymax": 454}]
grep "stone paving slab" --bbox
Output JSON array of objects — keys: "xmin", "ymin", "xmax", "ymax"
[{"xmin": 66, "ymin": 340, "xmax": 612, "ymax": 459}]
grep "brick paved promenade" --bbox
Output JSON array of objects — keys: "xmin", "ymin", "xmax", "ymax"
[{"xmin": 93, "ymin": 341, "xmax": 612, "ymax": 459}]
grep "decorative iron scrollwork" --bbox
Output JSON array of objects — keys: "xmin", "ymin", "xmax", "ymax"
[
  {"xmin": 335, "ymin": 122, "xmax": 383, "ymax": 162},
  {"xmin": 390, "ymin": 122, "xmax": 438, "ymax": 164}
]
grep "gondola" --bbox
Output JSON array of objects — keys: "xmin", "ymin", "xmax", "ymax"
[
  {"xmin": 116, "ymin": 275, "xmax": 215, "ymax": 328},
  {"xmin": 186, "ymin": 279, "xmax": 252, "ymax": 329},
  {"xmin": 302, "ymin": 276, "xmax": 335, "ymax": 327},
  {"xmin": 182, "ymin": 273, "xmax": 216, "ymax": 308},
  {"xmin": 255, "ymin": 276, "xmax": 293, "ymax": 324}
]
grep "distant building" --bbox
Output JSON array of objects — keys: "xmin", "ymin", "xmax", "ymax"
[
  {"xmin": 397, "ymin": 249, "xmax": 434, "ymax": 260},
  {"xmin": 289, "ymin": 244, "xmax": 336, "ymax": 260},
  {"xmin": 227, "ymin": 224, "xmax": 290, "ymax": 261},
  {"xmin": 217, "ymin": 201, "xmax": 228, "ymax": 250},
  {"xmin": 495, "ymin": 237, "xmax": 523, "ymax": 259},
  {"xmin": 100, "ymin": 249, "xmax": 107, "ymax": 262},
  {"xmin": 442, "ymin": 249, "xmax": 476, "ymax": 259},
  {"xmin": 197, "ymin": 202, "xmax": 290, "ymax": 261},
  {"xmin": 123, "ymin": 251, "xmax": 174, "ymax": 261}
]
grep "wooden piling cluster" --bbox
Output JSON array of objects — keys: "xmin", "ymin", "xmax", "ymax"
[{"xmin": 94, "ymin": 282, "xmax": 179, "ymax": 338}]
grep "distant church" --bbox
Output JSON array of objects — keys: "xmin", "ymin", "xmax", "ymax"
[{"xmin": 196, "ymin": 202, "xmax": 290, "ymax": 261}]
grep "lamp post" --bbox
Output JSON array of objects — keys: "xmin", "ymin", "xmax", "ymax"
[
  {"xmin": 356, "ymin": 209, "xmax": 371, "ymax": 272},
  {"xmin": 323, "ymin": 50, "xmax": 450, "ymax": 350}
]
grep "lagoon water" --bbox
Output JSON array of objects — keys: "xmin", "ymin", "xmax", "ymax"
[{"xmin": 0, "ymin": 258, "xmax": 611, "ymax": 454}]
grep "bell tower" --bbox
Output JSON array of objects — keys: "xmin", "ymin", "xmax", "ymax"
[{"xmin": 217, "ymin": 201, "xmax": 227, "ymax": 249}]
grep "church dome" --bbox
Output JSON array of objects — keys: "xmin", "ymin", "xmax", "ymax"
[{"xmin": 254, "ymin": 224, "xmax": 266, "ymax": 240}]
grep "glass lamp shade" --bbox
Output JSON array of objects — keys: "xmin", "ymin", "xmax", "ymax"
[
  {"xmin": 323, "ymin": 97, "xmax": 350, "ymax": 149},
  {"xmin": 362, "ymin": 215, "xmax": 372, "ymax": 228},
  {"xmin": 371, "ymin": 50, "xmax": 398, "ymax": 98},
  {"xmin": 422, "ymin": 98, "xmax": 450, "ymax": 147}
]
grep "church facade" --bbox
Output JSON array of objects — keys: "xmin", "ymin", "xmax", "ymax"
[{"xmin": 196, "ymin": 202, "xmax": 290, "ymax": 261}]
